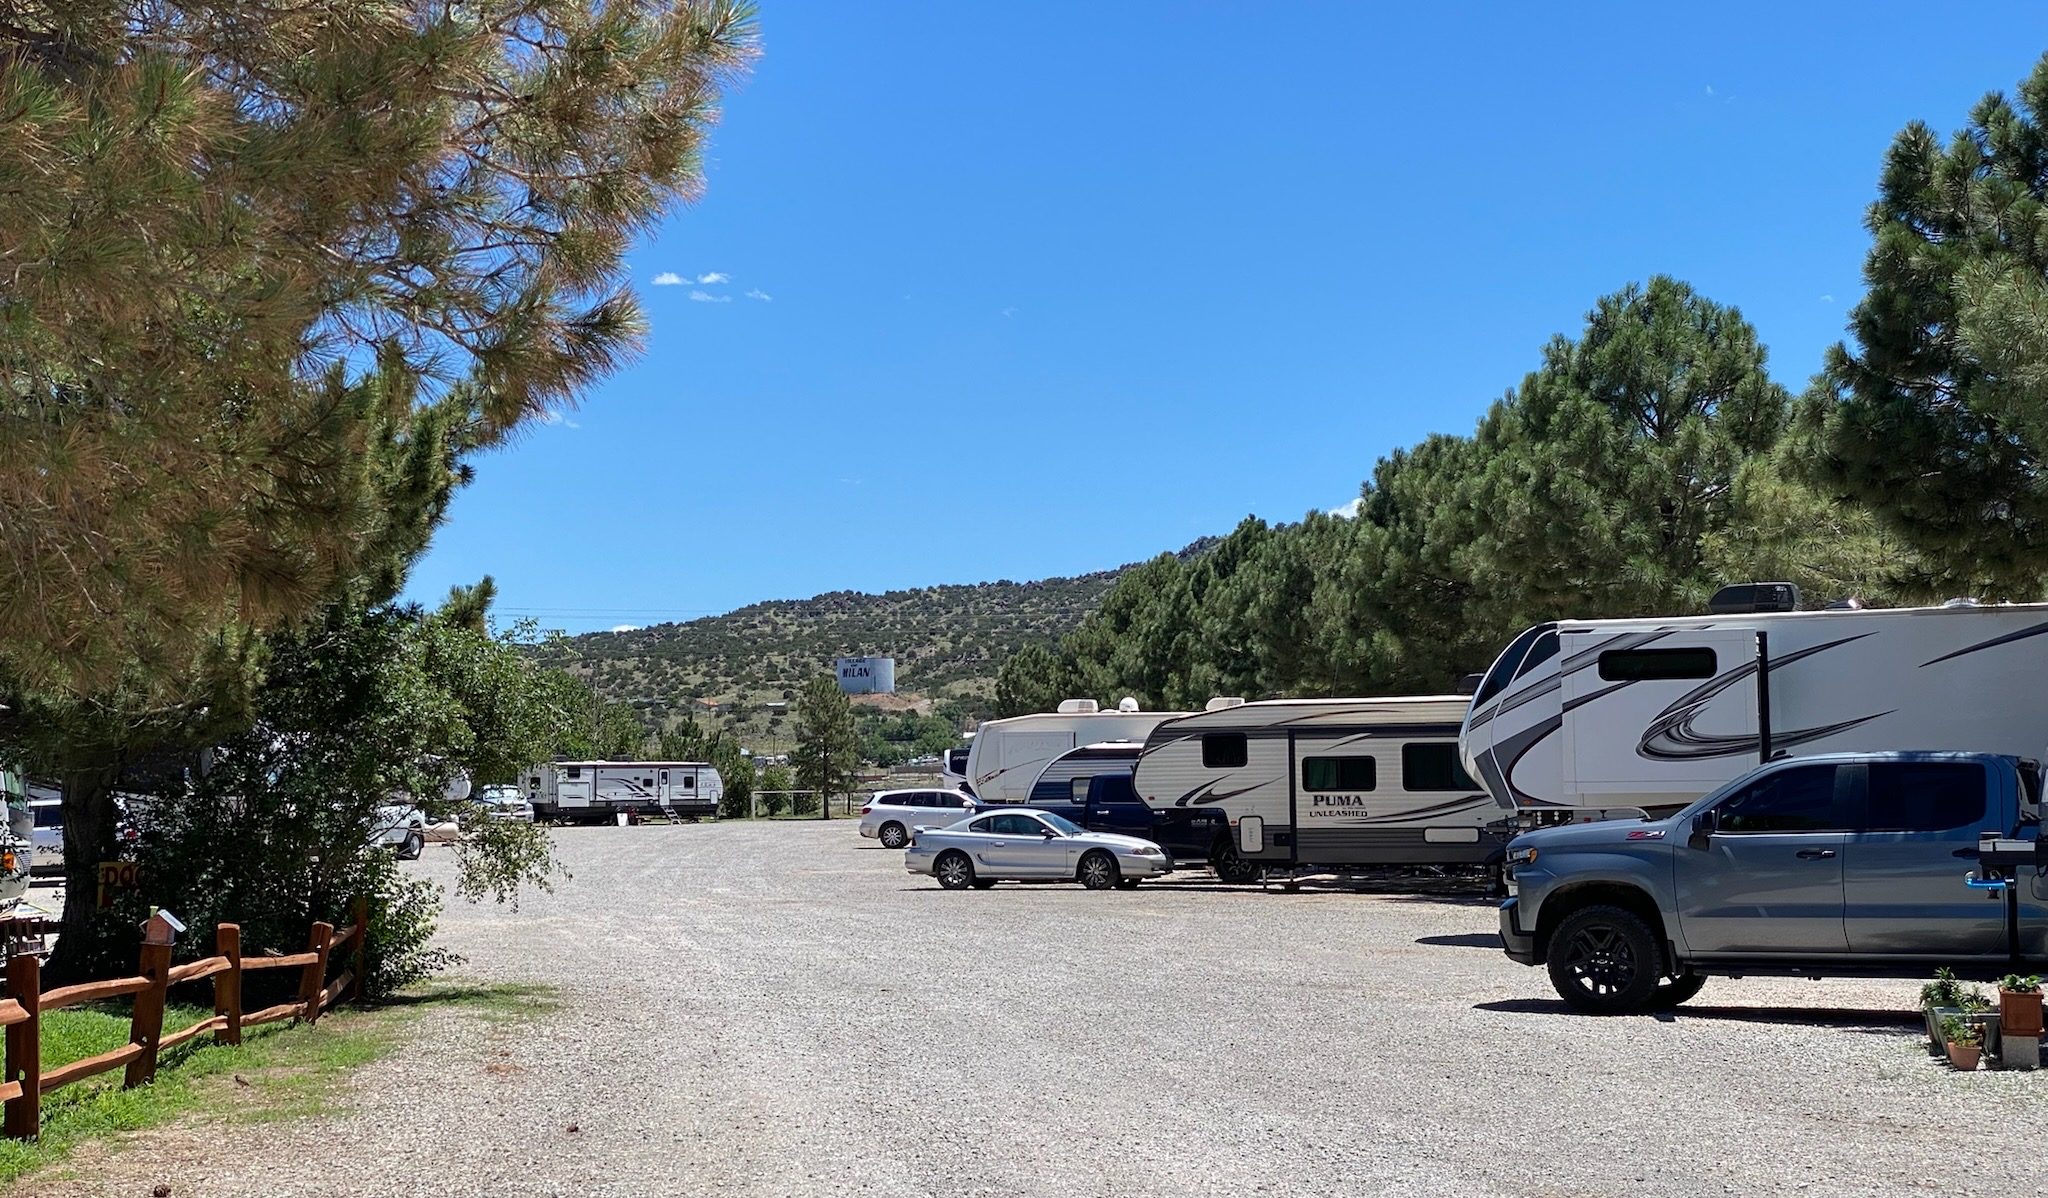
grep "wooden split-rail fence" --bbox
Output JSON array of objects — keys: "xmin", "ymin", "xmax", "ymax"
[{"xmin": 0, "ymin": 899, "xmax": 368, "ymax": 1140}]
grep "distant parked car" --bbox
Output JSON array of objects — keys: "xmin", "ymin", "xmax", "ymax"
[
  {"xmin": 372, "ymin": 802, "xmax": 427, "ymax": 860},
  {"xmin": 859, "ymin": 789, "xmax": 983, "ymax": 849},
  {"xmin": 28, "ymin": 798, "xmax": 62, "ymax": 876},
  {"xmin": 905, "ymin": 808, "xmax": 1172, "ymax": 891},
  {"xmin": 474, "ymin": 785, "xmax": 536, "ymax": 823}
]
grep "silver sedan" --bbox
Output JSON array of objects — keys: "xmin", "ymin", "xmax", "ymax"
[{"xmin": 904, "ymin": 809, "xmax": 1172, "ymax": 890}]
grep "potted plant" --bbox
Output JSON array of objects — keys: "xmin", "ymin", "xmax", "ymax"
[
  {"xmin": 1921, "ymin": 968, "xmax": 1966, "ymax": 1050},
  {"xmin": 1998, "ymin": 974, "xmax": 2043, "ymax": 1037},
  {"xmin": 1943, "ymin": 1015, "xmax": 1985, "ymax": 1071}
]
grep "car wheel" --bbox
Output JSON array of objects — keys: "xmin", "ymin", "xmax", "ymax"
[
  {"xmin": 970, "ymin": 878, "xmax": 998, "ymax": 890},
  {"xmin": 1649, "ymin": 972, "xmax": 1709, "ymax": 1010},
  {"xmin": 400, "ymin": 832, "xmax": 425, "ymax": 861},
  {"xmin": 1546, "ymin": 905, "xmax": 1665, "ymax": 1014},
  {"xmin": 878, "ymin": 822, "xmax": 908, "ymax": 849},
  {"xmin": 1077, "ymin": 850, "xmax": 1119, "ymax": 890},
  {"xmin": 1210, "ymin": 841, "xmax": 1260, "ymax": 885},
  {"xmin": 935, "ymin": 851, "xmax": 975, "ymax": 890}
]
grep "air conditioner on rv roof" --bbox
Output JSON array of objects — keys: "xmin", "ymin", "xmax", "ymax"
[
  {"xmin": 1117, "ymin": 697, "xmax": 1139, "ymax": 712},
  {"xmin": 1206, "ymin": 697, "xmax": 1246, "ymax": 712},
  {"xmin": 1056, "ymin": 699, "xmax": 1099, "ymax": 715}
]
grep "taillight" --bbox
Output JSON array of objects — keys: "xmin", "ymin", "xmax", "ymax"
[
  {"xmin": 1, "ymin": 853, "xmax": 13, "ymax": 872},
  {"xmin": 860, "ymin": 805, "xmax": 872, "ymax": 815}
]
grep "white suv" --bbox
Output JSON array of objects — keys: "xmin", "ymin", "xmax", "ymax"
[{"xmin": 859, "ymin": 789, "xmax": 982, "ymax": 849}]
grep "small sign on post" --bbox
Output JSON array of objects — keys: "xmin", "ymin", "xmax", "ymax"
[{"xmin": 96, "ymin": 862, "xmax": 141, "ymax": 911}]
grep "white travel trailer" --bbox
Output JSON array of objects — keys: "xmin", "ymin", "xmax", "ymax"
[
  {"xmin": 526, "ymin": 760, "xmax": 725, "ymax": 824},
  {"xmin": 1131, "ymin": 696, "xmax": 1504, "ymax": 872},
  {"xmin": 1459, "ymin": 585, "xmax": 2048, "ymax": 823},
  {"xmin": 939, "ymin": 744, "xmax": 972, "ymax": 792},
  {"xmin": 963, "ymin": 699, "xmax": 1187, "ymax": 805}
]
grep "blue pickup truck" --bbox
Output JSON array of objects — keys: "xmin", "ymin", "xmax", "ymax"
[{"xmin": 1500, "ymin": 752, "xmax": 2048, "ymax": 1012}]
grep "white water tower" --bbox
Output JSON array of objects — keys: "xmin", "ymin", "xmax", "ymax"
[{"xmin": 835, "ymin": 656, "xmax": 897, "ymax": 695}]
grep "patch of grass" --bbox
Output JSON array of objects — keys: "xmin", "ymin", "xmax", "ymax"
[{"xmin": 0, "ymin": 980, "xmax": 549, "ymax": 1185}]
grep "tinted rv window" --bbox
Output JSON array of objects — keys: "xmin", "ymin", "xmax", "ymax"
[
  {"xmin": 1516, "ymin": 630, "xmax": 1561, "ymax": 679},
  {"xmin": 1473, "ymin": 625, "xmax": 1546, "ymax": 706},
  {"xmin": 1202, "ymin": 734, "xmax": 1248, "ymax": 769},
  {"xmin": 1866, "ymin": 762, "xmax": 1987, "ymax": 833},
  {"xmin": 1597, "ymin": 647, "xmax": 1718, "ymax": 682},
  {"xmin": 1402, "ymin": 744, "xmax": 1477, "ymax": 792},
  {"xmin": 1302, "ymin": 757, "xmax": 1376, "ymax": 792},
  {"xmin": 565, "ymin": 767, "xmax": 581, "ymax": 780}
]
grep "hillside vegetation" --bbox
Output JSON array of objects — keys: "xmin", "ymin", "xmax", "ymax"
[{"xmin": 529, "ymin": 545, "xmax": 1212, "ymax": 748}]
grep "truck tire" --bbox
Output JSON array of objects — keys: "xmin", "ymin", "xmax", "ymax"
[
  {"xmin": 1210, "ymin": 841, "xmax": 1260, "ymax": 885},
  {"xmin": 1650, "ymin": 972, "xmax": 1709, "ymax": 1010},
  {"xmin": 878, "ymin": 822, "xmax": 908, "ymax": 849},
  {"xmin": 1545, "ymin": 904, "xmax": 1666, "ymax": 1014}
]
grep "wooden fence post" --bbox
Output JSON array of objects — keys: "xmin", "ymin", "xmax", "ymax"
[
  {"xmin": 349, "ymin": 897, "xmax": 369, "ymax": 1005},
  {"xmin": 296, "ymin": 921, "xmax": 333, "ymax": 1025},
  {"xmin": 125, "ymin": 912, "xmax": 176, "ymax": 1088},
  {"xmin": 215, "ymin": 923, "xmax": 243, "ymax": 1047},
  {"xmin": 4, "ymin": 955, "xmax": 40, "ymax": 1140}
]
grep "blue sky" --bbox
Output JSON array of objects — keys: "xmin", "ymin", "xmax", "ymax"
[{"xmin": 404, "ymin": 1, "xmax": 2048, "ymax": 633}]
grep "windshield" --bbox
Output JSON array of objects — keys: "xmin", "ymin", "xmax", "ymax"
[{"xmin": 1037, "ymin": 812, "xmax": 1084, "ymax": 836}]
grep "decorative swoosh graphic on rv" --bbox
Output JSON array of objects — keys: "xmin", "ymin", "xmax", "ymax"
[
  {"xmin": 1637, "ymin": 633, "xmax": 1889, "ymax": 761},
  {"xmin": 1350, "ymin": 794, "xmax": 1496, "ymax": 825},
  {"xmin": 1919, "ymin": 619, "xmax": 2048, "ymax": 667},
  {"xmin": 1172, "ymin": 777, "xmax": 1277, "ymax": 807}
]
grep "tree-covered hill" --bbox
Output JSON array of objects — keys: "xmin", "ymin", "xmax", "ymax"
[{"xmin": 528, "ymin": 542, "xmax": 1215, "ymax": 746}]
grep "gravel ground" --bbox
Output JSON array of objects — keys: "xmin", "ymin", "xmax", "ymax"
[{"xmin": 22, "ymin": 821, "xmax": 2048, "ymax": 1198}]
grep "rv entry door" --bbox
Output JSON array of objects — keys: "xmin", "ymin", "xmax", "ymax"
[{"xmin": 1561, "ymin": 628, "xmax": 1760, "ymax": 813}]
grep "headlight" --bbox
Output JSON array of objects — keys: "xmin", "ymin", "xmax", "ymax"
[
  {"xmin": 1506, "ymin": 846, "xmax": 1539, "ymax": 868},
  {"xmin": 1130, "ymin": 846, "xmax": 1165, "ymax": 857}
]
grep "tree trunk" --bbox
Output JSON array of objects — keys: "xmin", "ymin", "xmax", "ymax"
[{"xmin": 45, "ymin": 768, "xmax": 130, "ymax": 984}]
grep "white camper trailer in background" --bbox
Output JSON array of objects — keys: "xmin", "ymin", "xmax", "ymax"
[
  {"xmin": 1020, "ymin": 741, "xmax": 1144, "ymax": 810},
  {"xmin": 527, "ymin": 760, "xmax": 724, "ymax": 824},
  {"xmin": 1459, "ymin": 585, "xmax": 2048, "ymax": 823},
  {"xmin": 963, "ymin": 699, "xmax": 1187, "ymax": 805},
  {"xmin": 939, "ymin": 744, "xmax": 973, "ymax": 792},
  {"xmin": 1132, "ymin": 696, "xmax": 1503, "ymax": 878}
]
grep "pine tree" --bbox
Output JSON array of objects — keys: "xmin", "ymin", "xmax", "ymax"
[
  {"xmin": 791, "ymin": 675, "xmax": 860, "ymax": 810},
  {"xmin": 1798, "ymin": 52, "xmax": 2048, "ymax": 596},
  {"xmin": 0, "ymin": 2, "xmax": 759, "ymax": 691}
]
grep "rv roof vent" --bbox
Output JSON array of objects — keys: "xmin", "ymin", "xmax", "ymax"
[
  {"xmin": 1117, "ymin": 696, "xmax": 1140, "ymax": 713},
  {"xmin": 1205, "ymin": 696, "xmax": 1247, "ymax": 712},
  {"xmin": 1942, "ymin": 596, "xmax": 1982, "ymax": 608},
  {"xmin": 1056, "ymin": 699, "xmax": 1099, "ymax": 715},
  {"xmin": 1708, "ymin": 582, "xmax": 1801, "ymax": 615}
]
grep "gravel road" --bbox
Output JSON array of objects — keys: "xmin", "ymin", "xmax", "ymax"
[{"xmin": 25, "ymin": 821, "xmax": 2048, "ymax": 1197}]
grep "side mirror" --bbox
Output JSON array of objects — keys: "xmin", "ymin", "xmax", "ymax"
[
  {"xmin": 1688, "ymin": 809, "xmax": 1715, "ymax": 850},
  {"xmin": 1042, "ymin": 829, "xmax": 1058, "ymax": 839}
]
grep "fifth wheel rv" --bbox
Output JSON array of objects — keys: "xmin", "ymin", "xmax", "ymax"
[
  {"xmin": 963, "ymin": 699, "xmax": 1188, "ymax": 805},
  {"xmin": 1132, "ymin": 696, "xmax": 1506, "ymax": 879},
  {"xmin": 1459, "ymin": 584, "xmax": 2048, "ymax": 823},
  {"xmin": 526, "ymin": 760, "xmax": 725, "ymax": 824}
]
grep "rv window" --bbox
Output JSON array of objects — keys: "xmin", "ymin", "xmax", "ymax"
[
  {"xmin": 1865, "ymin": 762, "xmax": 1987, "ymax": 833},
  {"xmin": 528, "ymin": 776, "xmax": 540, "ymax": 787},
  {"xmin": 682, "ymin": 776, "xmax": 695, "ymax": 789},
  {"xmin": 1402, "ymin": 744, "xmax": 1478, "ymax": 792},
  {"xmin": 1473, "ymin": 625, "xmax": 1548, "ymax": 707},
  {"xmin": 1301, "ymin": 757, "xmax": 1377, "ymax": 792},
  {"xmin": 1515, "ymin": 630, "xmax": 1561, "ymax": 680},
  {"xmin": 565, "ymin": 767, "xmax": 581, "ymax": 780},
  {"xmin": 1715, "ymin": 765, "xmax": 1850, "ymax": 833},
  {"xmin": 1201, "ymin": 734, "xmax": 1248, "ymax": 769},
  {"xmin": 642, "ymin": 778, "xmax": 654, "ymax": 787},
  {"xmin": 1597, "ymin": 647, "xmax": 1718, "ymax": 682}
]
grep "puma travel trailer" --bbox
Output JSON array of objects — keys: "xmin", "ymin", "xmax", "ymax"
[
  {"xmin": 1131, "ymin": 696, "xmax": 1506, "ymax": 875},
  {"xmin": 962, "ymin": 699, "xmax": 1187, "ymax": 805},
  {"xmin": 526, "ymin": 760, "xmax": 725, "ymax": 824},
  {"xmin": 1458, "ymin": 585, "xmax": 2048, "ymax": 824}
]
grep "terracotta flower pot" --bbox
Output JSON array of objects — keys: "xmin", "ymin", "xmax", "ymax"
[
  {"xmin": 1948, "ymin": 1041, "xmax": 1983, "ymax": 1071},
  {"xmin": 1999, "ymin": 989, "xmax": 2045, "ymax": 1038}
]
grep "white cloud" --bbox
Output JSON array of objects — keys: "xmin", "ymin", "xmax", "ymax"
[
  {"xmin": 1000, "ymin": 306, "xmax": 1016, "ymax": 318},
  {"xmin": 610, "ymin": 624, "xmax": 641, "ymax": 633},
  {"xmin": 689, "ymin": 290, "xmax": 732, "ymax": 303},
  {"xmin": 1820, "ymin": 293, "xmax": 1835, "ymax": 304},
  {"xmin": 1327, "ymin": 497, "xmax": 1363, "ymax": 519},
  {"xmin": 651, "ymin": 271, "xmax": 686, "ymax": 286},
  {"xmin": 538, "ymin": 408, "xmax": 581, "ymax": 430},
  {"xmin": 697, "ymin": 271, "xmax": 730, "ymax": 284},
  {"xmin": 745, "ymin": 288, "xmax": 773, "ymax": 302}
]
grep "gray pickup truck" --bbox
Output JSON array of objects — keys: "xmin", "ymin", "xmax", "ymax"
[{"xmin": 1499, "ymin": 751, "xmax": 2048, "ymax": 1013}]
